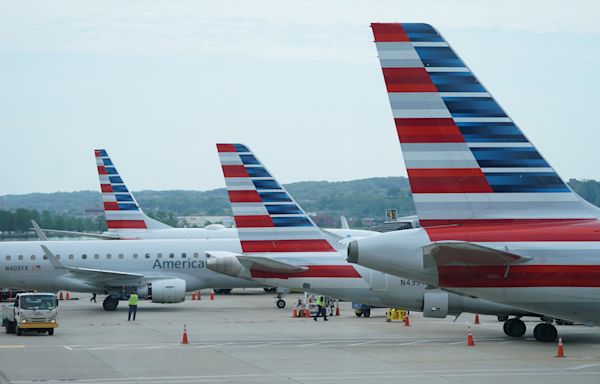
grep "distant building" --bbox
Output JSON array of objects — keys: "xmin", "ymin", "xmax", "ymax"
[{"xmin": 177, "ymin": 215, "xmax": 234, "ymax": 228}]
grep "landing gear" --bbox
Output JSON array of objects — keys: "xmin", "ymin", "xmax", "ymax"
[
  {"xmin": 263, "ymin": 287, "xmax": 276, "ymax": 293},
  {"xmin": 214, "ymin": 289, "xmax": 232, "ymax": 294},
  {"xmin": 503, "ymin": 318, "xmax": 526, "ymax": 337},
  {"xmin": 497, "ymin": 315, "xmax": 509, "ymax": 322},
  {"xmin": 276, "ymin": 299, "xmax": 286, "ymax": 309},
  {"xmin": 533, "ymin": 323, "xmax": 557, "ymax": 342},
  {"xmin": 102, "ymin": 296, "xmax": 119, "ymax": 311}
]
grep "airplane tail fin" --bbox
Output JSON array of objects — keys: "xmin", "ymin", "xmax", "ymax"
[
  {"xmin": 216, "ymin": 144, "xmax": 337, "ymax": 255},
  {"xmin": 371, "ymin": 23, "xmax": 600, "ymax": 226},
  {"xmin": 95, "ymin": 149, "xmax": 171, "ymax": 231}
]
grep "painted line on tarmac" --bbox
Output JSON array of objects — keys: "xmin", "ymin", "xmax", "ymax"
[
  {"xmin": 569, "ymin": 363, "xmax": 600, "ymax": 370},
  {"xmin": 348, "ymin": 340, "xmax": 379, "ymax": 347},
  {"xmin": 0, "ymin": 345, "xmax": 25, "ymax": 349},
  {"xmin": 246, "ymin": 341, "xmax": 284, "ymax": 348}
]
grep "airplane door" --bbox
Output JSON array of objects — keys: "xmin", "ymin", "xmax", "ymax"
[{"xmin": 369, "ymin": 270, "xmax": 387, "ymax": 292}]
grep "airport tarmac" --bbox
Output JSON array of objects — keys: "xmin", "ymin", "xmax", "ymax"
[{"xmin": 1, "ymin": 289, "xmax": 600, "ymax": 384}]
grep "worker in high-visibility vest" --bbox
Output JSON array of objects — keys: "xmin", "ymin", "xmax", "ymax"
[
  {"xmin": 313, "ymin": 295, "xmax": 328, "ymax": 321},
  {"xmin": 127, "ymin": 293, "xmax": 139, "ymax": 321}
]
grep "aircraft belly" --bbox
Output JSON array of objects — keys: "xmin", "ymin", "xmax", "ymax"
[{"xmin": 446, "ymin": 287, "xmax": 600, "ymax": 324}]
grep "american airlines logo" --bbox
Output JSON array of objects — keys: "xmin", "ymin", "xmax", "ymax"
[{"xmin": 152, "ymin": 259, "xmax": 205, "ymax": 270}]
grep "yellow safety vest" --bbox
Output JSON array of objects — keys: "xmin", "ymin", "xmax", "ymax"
[
  {"xmin": 317, "ymin": 296, "xmax": 325, "ymax": 307},
  {"xmin": 128, "ymin": 294, "xmax": 139, "ymax": 306}
]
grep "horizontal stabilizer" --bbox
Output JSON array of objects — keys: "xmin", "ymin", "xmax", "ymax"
[
  {"xmin": 423, "ymin": 241, "xmax": 530, "ymax": 270},
  {"xmin": 237, "ymin": 256, "xmax": 308, "ymax": 274}
]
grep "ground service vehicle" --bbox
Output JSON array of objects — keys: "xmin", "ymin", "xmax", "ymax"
[{"xmin": 2, "ymin": 292, "xmax": 58, "ymax": 335}]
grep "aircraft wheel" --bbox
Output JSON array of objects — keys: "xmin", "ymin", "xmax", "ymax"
[
  {"xmin": 355, "ymin": 309, "xmax": 363, "ymax": 317},
  {"xmin": 534, "ymin": 323, "xmax": 557, "ymax": 342},
  {"xmin": 276, "ymin": 299, "xmax": 286, "ymax": 309},
  {"xmin": 363, "ymin": 308, "xmax": 371, "ymax": 318},
  {"xmin": 48, "ymin": 329, "xmax": 54, "ymax": 336},
  {"xmin": 503, "ymin": 318, "xmax": 526, "ymax": 337},
  {"xmin": 102, "ymin": 296, "xmax": 119, "ymax": 311}
]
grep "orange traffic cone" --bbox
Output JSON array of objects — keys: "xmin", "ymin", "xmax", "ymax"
[
  {"xmin": 556, "ymin": 337, "xmax": 565, "ymax": 358},
  {"xmin": 335, "ymin": 305, "xmax": 340, "ymax": 316},
  {"xmin": 474, "ymin": 314, "xmax": 480, "ymax": 325},
  {"xmin": 404, "ymin": 314, "xmax": 411, "ymax": 326},
  {"xmin": 65, "ymin": 292, "xmax": 70, "ymax": 301},
  {"xmin": 292, "ymin": 307, "xmax": 298, "ymax": 317},
  {"xmin": 181, "ymin": 325, "xmax": 189, "ymax": 344},
  {"xmin": 467, "ymin": 327, "xmax": 475, "ymax": 347},
  {"xmin": 191, "ymin": 292, "xmax": 196, "ymax": 301},
  {"xmin": 210, "ymin": 290, "xmax": 215, "ymax": 300},
  {"xmin": 305, "ymin": 308, "xmax": 310, "ymax": 318},
  {"xmin": 197, "ymin": 291, "xmax": 201, "ymax": 300},
  {"xmin": 59, "ymin": 292, "xmax": 64, "ymax": 301}
]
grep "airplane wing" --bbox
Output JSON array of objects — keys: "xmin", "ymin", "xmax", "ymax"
[
  {"xmin": 237, "ymin": 256, "xmax": 308, "ymax": 274},
  {"xmin": 31, "ymin": 220, "xmax": 48, "ymax": 241},
  {"xmin": 38, "ymin": 229, "xmax": 123, "ymax": 240},
  {"xmin": 423, "ymin": 241, "xmax": 531, "ymax": 277},
  {"xmin": 40, "ymin": 245, "xmax": 166, "ymax": 282}
]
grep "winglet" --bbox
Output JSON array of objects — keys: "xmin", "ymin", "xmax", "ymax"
[
  {"xmin": 40, "ymin": 245, "xmax": 66, "ymax": 270},
  {"xmin": 31, "ymin": 220, "xmax": 48, "ymax": 241},
  {"xmin": 340, "ymin": 216, "xmax": 350, "ymax": 230}
]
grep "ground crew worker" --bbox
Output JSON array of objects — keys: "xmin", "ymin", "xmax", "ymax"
[
  {"xmin": 314, "ymin": 295, "xmax": 328, "ymax": 321},
  {"xmin": 90, "ymin": 293, "xmax": 97, "ymax": 303},
  {"xmin": 127, "ymin": 292, "xmax": 139, "ymax": 321}
]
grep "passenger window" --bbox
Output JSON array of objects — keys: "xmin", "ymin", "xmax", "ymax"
[
  {"xmin": 69, "ymin": 254, "xmax": 74, "ymax": 260},
  {"xmin": 82, "ymin": 254, "xmax": 87, "ymax": 260},
  {"xmin": 133, "ymin": 253, "xmax": 138, "ymax": 259},
  {"xmin": 5, "ymin": 255, "xmax": 10, "ymax": 261},
  {"xmin": 56, "ymin": 255, "xmax": 61, "ymax": 260},
  {"xmin": 43, "ymin": 255, "xmax": 47, "ymax": 260},
  {"xmin": 18, "ymin": 255, "xmax": 23, "ymax": 261},
  {"xmin": 157, "ymin": 253, "xmax": 162, "ymax": 259},
  {"xmin": 118, "ymin": 253, "xmax": 124, "ymax": 259},
  {"xmin": 182, "ymin": 253, "xmax": 187, "ymax": 258},
  {"xmin": 169, "ymin": 253, "xmax": 174, "ymax": 259},
  {"xmin": 94, "ymin": 254, "xmax": 100, "ymax": 259},
  {"xmin": 31, "ymin": 255, "xmax": 36, "ymax": 260},
  {"xmin": 145, "ymin": 253, "xmax": 150, "ymax": 259},
  {"xmin": 193, "ymin": 253, "xmax": 199, "ymax": 258},
  {"xmin": 106, "ymin": 254, "xmax": 112, "ymax": 259}
]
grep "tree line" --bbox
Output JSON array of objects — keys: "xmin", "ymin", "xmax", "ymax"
[{"xmin": 0, "ymin": 209, "xmax": 106, "ymax": 235}]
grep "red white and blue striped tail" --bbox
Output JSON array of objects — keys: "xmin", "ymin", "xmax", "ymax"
[
  {"xmin": 217, "ymin": 143, "xmax": 337, "ymax": 254},
  {"xmin": 95, "ymin": 149, "xmax": 171, "ymax": 232},
  {"xmin": 372, "ymin": 23, "xmax": 600, "ymax": 226}
]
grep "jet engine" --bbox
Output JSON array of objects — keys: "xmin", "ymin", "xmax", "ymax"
[
  {"xmin": 148, "ymin": 278, "xmax": 186, "ymax": 303},
  {"xmin": 205, "ymin": 255, "xmax": 243, "ymax": 277},
  {"xmin": 422, "ymin": 291, "xmax": 449, "ymax": 318}
]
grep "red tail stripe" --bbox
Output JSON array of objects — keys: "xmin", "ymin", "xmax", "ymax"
[
  {"xmin": 103, "ymin": 202, "xmax": 119, "ymax": 211},
  {"xmin": 251, "ymin": 265, "xmax": 360, "ymax": 279},
  {"xmin": 425, "ymin": 219, "xmax": 600, "ymax": 242},
  {"xmin": 97, "ymin": 166, "xmax": 107, "ymax": 175},
  {"xmin": 100, "ymin": 184, "xmax": 113, "ymax": 193},
  {"xmin": 94, "ymin": 150, "xmax": 101, "ymax": 157},
  {"xmin": 395, "ymin": 118, "xmax": 464, "ymax": 143},
  {"xmin": 421, "ymin": 219, "xmax": 593, "ymax": 227},
  {"xmin": 217, "ymin": 144, "xmax": 237, "ymax": 153},
  {"xmin": 228, "ymin": 190, "xmax": 262, "ymax": 203},
  {"xmin": 234, "ymin": 215, "xmax": 274, "ymax": 228},
  {"xmin": 222, "ymin": 165, "xmax": 249, "ymax": 178},
  {"xmin": 107, "ymin": 220, "xmax": 147, "ymax": 229},
  {"xmin": 408, "ymin": 168, "xmax": 493, "ymax": 193},
  {"xmin": 438, "ymin": 265, "xmax": 600, "ymax": 288},
  {"xmin": 383, "ymin": 68, "xmax": 437, "ymax": 93},
  {"xmin": 371, "ymin": 23, "xmax": 409, "ymax": 42},
  {"xmin": 241, "ymin": 239, "xmax": 336, "ymax": 253}
]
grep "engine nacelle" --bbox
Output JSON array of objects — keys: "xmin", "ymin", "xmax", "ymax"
[
  {"xmin": 149, "ymin": 278, "xmax": 186, "ymax": 303},
  {"xmin": 205, "ymin": 256, "xmax": 243, "ymax": 277},
  {"xmin": 422, "ymin": 291, "xmax": 449, "ymax": 318}
]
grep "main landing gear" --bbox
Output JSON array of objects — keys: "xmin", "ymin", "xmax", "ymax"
[
  {"xmin": 103, "ymin": 296, "xmax": 119, "ymax": 311},
  {"xmin": 502, "ymin": 317, "xmax": 558, "ymax": 342}
]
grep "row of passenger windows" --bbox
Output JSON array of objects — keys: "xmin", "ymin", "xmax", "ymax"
[{"xmin": 5, "ymin": 252, "xmax": 201, "ymax": 261}]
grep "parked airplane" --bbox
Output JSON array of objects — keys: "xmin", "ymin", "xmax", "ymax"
[
  {"xmin": 205, "ymin": 143, "xmax": 531, "ymax": 321},
  {"xmin": 347, "ymin": 23, "xmax": 600, "ymax": 342},
  {"xmin": 0, "ymin": 236, "xmax": 272, "ymax": 310},
  {"xmin": 40, "ymin": 149, "xmax": 373, "ymax": 241}
]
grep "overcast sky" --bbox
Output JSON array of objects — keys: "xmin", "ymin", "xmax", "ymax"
[{"xmin": 1, "ymin": 0, "xmax": 599, "ymax": 194}]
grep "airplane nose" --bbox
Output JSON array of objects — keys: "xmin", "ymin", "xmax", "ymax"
[{"xmin": 346, "ymin": 240, "xmax": 359, "ymax": 264}]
